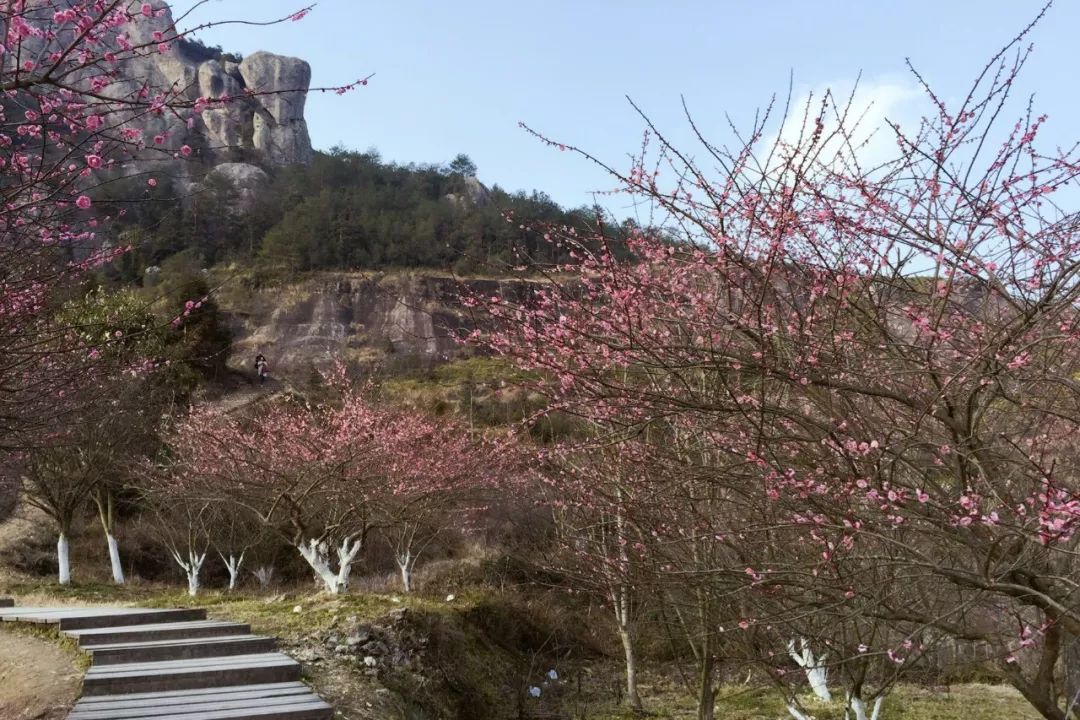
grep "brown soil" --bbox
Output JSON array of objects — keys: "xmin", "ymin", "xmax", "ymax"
[{"xmin": 0, "ymin": 627, "xmax": 81, "ymax": 720}]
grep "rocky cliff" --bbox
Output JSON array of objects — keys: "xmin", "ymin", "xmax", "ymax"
[
  {"xmin": 221, "ymin": 273, "xmax": 534, "ymax": 376},
  {"xmin": 123, "ymin": 1, "xmax": 314, "ymax": 171}
]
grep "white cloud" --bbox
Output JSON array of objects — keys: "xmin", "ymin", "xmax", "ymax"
[{"xmin": 759, "ymin": 76, "xmax": 927, "ymax": 177}]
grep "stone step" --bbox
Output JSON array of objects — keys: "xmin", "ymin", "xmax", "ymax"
[
  {"xmin": 2, "ymin": 607, "xmax": 146, "ymax": 622},
  {"xmin": 68, "ymin": 682, "xmax": 331, "ymax": 719},
  {"xmin": 82, "ymin": 653, "xmax": 302, "ymax": 696},
  {"xmin": 3, "ymin": 606, "xmax": 333, "ymax": 716},
  {"xmin": 69, "ymin": 620, "xmax": 252, "ymax": 647},
  {"xmin": 88, "ymin": 634, "xmax": 277, "ymax": 665},
  {"xmin": 0, "ymin": 607, "xmax": 207, "ymax": 631},
  {"xmin": 61, "ymin": 608, "xmax": 208, "ymax": 631}
]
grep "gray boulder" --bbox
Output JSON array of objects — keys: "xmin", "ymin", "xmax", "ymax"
[{"xmin": 445, "ymin": 177, "xmax": 492, "ymax": 209}]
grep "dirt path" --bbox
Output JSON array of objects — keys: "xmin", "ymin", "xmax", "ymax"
[{"xmin": 0, "ymin": 627, "xmax": 81, "ymax": 720}]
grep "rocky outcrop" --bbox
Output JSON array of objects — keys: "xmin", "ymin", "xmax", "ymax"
[
  {"xmin": 445, "ymin": 177, "xmax": 492, "ymax": 209},
  {"xmin": 222, "ymin": 273, "xmax": 537, "ymax": 374},
  {"xmin": 15, "ymin": 1, "xmax": 315, "ymax": 167},
  {"xmin": 240, "ymin": 52, "xmax": 314, "ymax": 165},
  {"xmin": 197, "ymin": 60, "xmax": 250, "ymax": 150},
  {"xmin": 119, "ymin": 1, "xmax": 314, "ymax": 167}
]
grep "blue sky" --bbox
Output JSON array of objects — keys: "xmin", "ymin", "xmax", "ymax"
[{"xmin": 185, "ymin": 1, "xmax": 1077, "ymax": 213}]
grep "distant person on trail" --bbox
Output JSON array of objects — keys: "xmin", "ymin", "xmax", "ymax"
[{"xmin": 254, "ymin": 352, "xmax": 269, "ymax": 384}]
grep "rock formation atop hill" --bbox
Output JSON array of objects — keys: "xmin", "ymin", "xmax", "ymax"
[{"xmin": 125, "ymin": 1, "xmax": 314, "ymax": 168}]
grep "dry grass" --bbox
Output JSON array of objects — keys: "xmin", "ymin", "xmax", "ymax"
[{"xmin": 581, "ymin": 681, "xmax": 1038, "ymax": 719}]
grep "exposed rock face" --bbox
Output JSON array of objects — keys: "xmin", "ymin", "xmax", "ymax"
[
  {"xmin": 224, "ymin": 273, "xmax": 536, "ymax": 374},
  {"xmin": 240, "ymin": 52, "xmax": 314, "ymax": 165},
  {"xmin": 119, "ymin": 1, "xmax": 314, "ymax": 167},
  {"xmin": 445, "ymin": 177, "xmax": 492, "ymax": 209},
  {"xmin": 197, "ymin": 60, "xmax": 249, "ymax": 149}
]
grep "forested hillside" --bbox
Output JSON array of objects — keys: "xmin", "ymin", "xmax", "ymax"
[{"xmin": 103, "ymin": 148, "xmax": 620, "ymax": 283}]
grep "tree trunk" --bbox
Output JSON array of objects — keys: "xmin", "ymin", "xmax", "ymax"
[
  {"xmin": 617, "ymin": 621, "xmax": 643, "ymax": 712},
  {"xmin": 1003, "ymin": 623, "xmax": 1068, "ymax": 720},
  {"xmin": 398, "ymin": 558, "xmax": 413, "ymax": 593},
  {"xmin": 252, "ymin": 565, "xmax": 275, "ymax": 588},
  {"xmin": 172, "ymin": 550, "xmax": 206, "ymax": 597},
  {"xmin": 57, "ymin": 532, "xmax": 70, "ymax": 585},
  {"xmin": 106, "ymin": 533, "xmax": 125, "ymax": 584},
  {"xmin": 94, "ymin": 489, "xmax": 124, "ymax": 584},
  {"xmin": 612, "ymin": 492, "xmax": 643, "ymax": 712},
  {"xmin": 847, "ymin": 693, "xmax": 885, "ymax": 720},
  {"xmin": 297, "ymin": 538, "xmax": 362, "ymax": 594},
  {"xmin": 334, "ymin": 538, "xmax": 361, "ymax": 591},
  {"xmin": 697, "ymin": 650, "xmax": 716, "ymax": 720},
  {"xmin": 222, "ymin": 552, "xmax": 244, "ymax": 591},
  {"xmin": 789, "ymin": 638, "xmax": 831, "ymax": 702},
  {"xmin": 1065, "ymin": 634, "xmax": 1080, "ymax": 719},
  {"xmin": 298, "ymin": 541, "xmax": 339, "ymax": 593},
  {"xmin": 787, "ymin": 703, "xmax": 812, "ymax": 720}
]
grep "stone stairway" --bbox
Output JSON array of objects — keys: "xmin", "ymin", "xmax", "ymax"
[{"xmin": 0, "ymin": 601, "xmax": 332, "ymax": 720}]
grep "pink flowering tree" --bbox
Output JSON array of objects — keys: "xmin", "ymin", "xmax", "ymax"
[
  {"xmin": 160, "ymin": 384, "xmax": 383, "ymax": 594},
  {"xmin": 374, "ymin": 407, "xmax": 508, "ymax": 593},
  {"xmin": 468, "ymin": 19, "xmax": 1080, "ymax": 720},
  {"xmin": 536, "ymin": 439, "xmax": 657, "ymax": 713},
  {"xmin": 161, "ymin": 379, "xmax": 512, "ymax": 596}
]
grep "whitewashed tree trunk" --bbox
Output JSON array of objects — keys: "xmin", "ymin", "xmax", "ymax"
[
  {"xmin": 220, "ymin": 552, "xmax": 245, "ymax": 591},
  {"xmin": 335, "ymin": 538, "xmax": 361, "ymax": 591},
  {"xmin": 617, "ymin": 620, "xmax": 642, "ymax": 710},
  {"xmin": 106, "ymin": 533, "xmax": 125, "ymax": 584},
  {"xmin": 788, "ymin": 638, "xmax": 831, "ymax": 701},
  {"xmin": 172, "ymin": 550, "xmax": 206, "ymax": 597},
  {"xmin": 846, "ymin": 693, "xmax": 884, "ymax": 720},
  {"xmin": 396, "ymin": 551, "xmax": 415, "ymax": 593},
  {"xmin": 252, "ymin": 565, "xmax": 275, "ymax": 588},
  {"xmin": 57, "ymin": 533, "xmax": 71, "ymax": 585},
  {"xmin": 786, "ymin": 703, "xmax": 812, "ymax": 720},
  {"xmin": 297, "ymin": 538, "xmax": 362, "ymax": 594},
  {"xmin": 611, "ymin": 495, "xmax": 643, "ymax": 712}
]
